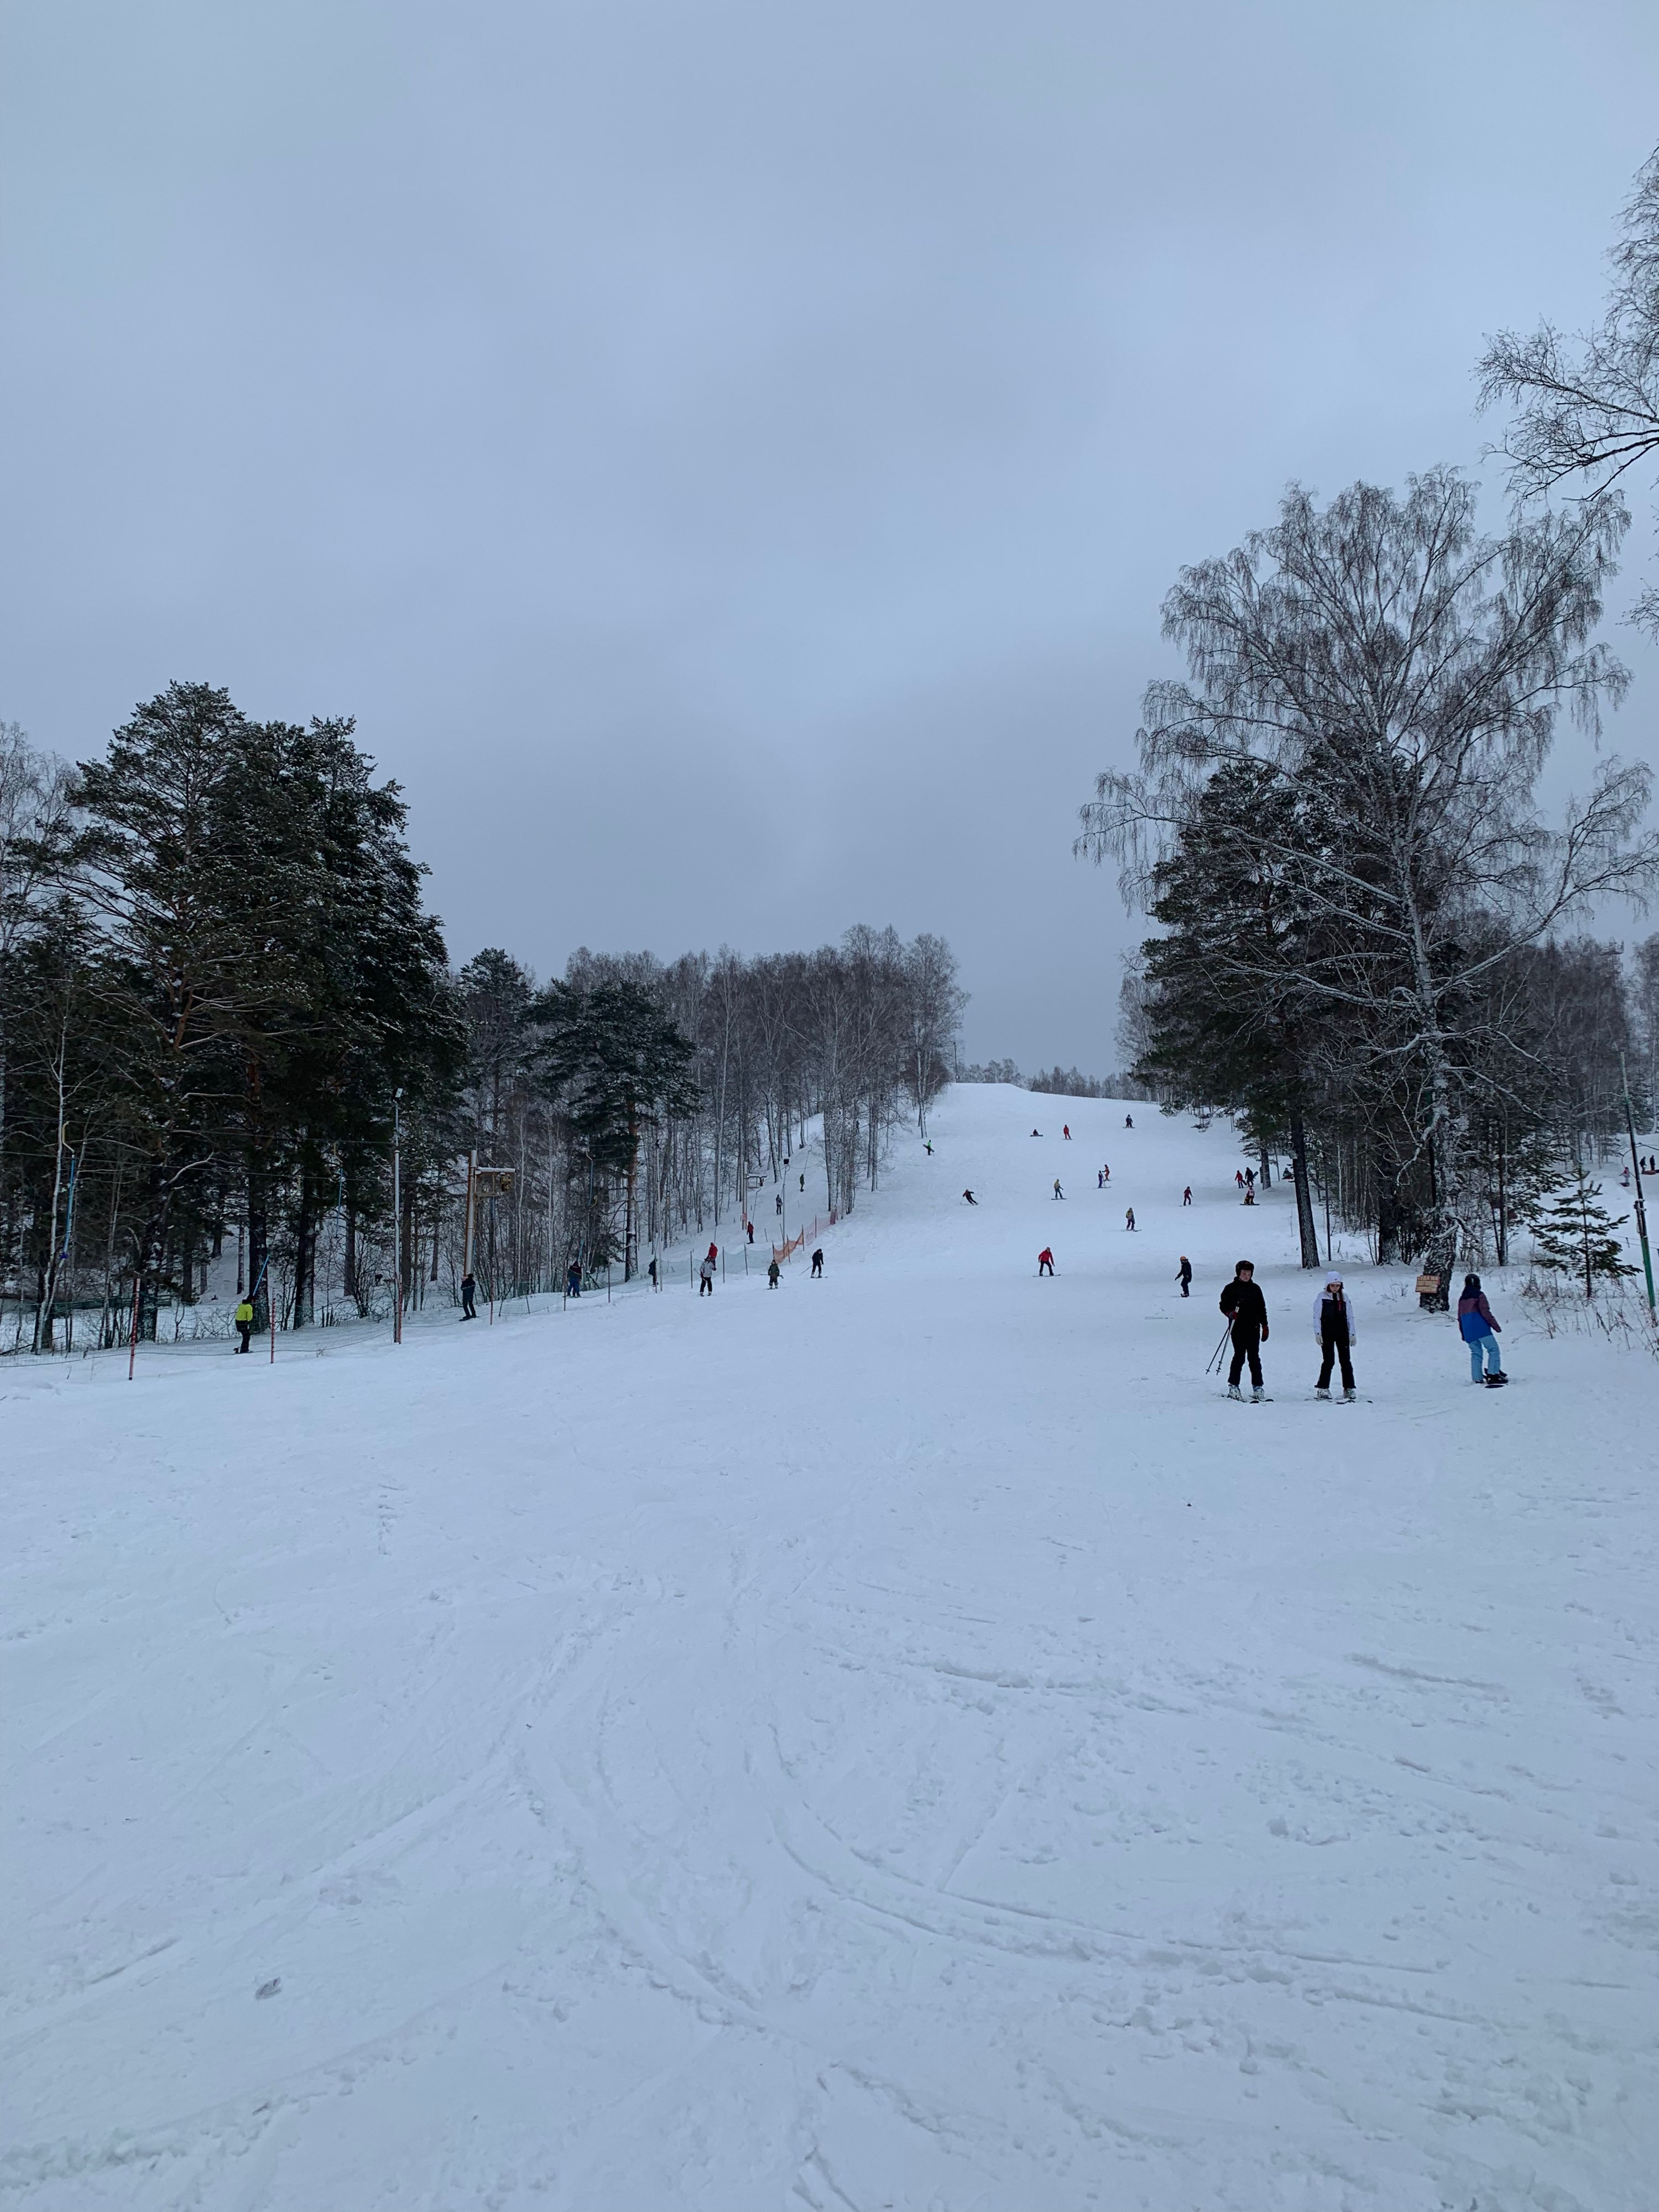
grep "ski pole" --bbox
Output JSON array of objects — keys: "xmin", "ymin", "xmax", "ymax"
[{"xmin": 1206, "ymin": 1322, "xmax": 1232, "ymax": 1375}]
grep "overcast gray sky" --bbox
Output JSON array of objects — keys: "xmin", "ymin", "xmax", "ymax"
[{"xmin": 3, "ymin": 1, "xmax": 1657, "ymax": 1067}]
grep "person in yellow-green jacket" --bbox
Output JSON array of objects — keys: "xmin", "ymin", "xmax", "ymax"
[{"xmin": 234, "ymin": 1298, "xmax": 254, "ymax": 1354}]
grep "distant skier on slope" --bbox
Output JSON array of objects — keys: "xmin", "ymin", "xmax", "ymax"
[
  {"xmin": 767, "ymin": 1258, "xmax": 781, "ymax": 1288},
  {"xmin": 962, "ymin": 1189, "xmax": 977, "ymax": 1204},
  {"xmin": 1458, "ymin": 1274, "xmax": 1506, "ymax": 1385},
  {"xmin": 1220, "ymin": 1261, "xmax": 1269, "ymax": 1401},
  {"xmin": 811, "ymin": 1248, "xmax": 823, "ymax": 1276},
  {"xmin": 1177, "ymin": 1256, "xmax": 1192, "ymax": 1296},
  {"xmin": 1314, "ymin": 1274, "xmax": 1358, "ymax": 1400},
  {"xmin": 1038, "ymin": 1246, "xmax": 1055, "ymax": 1276},
  {"xmin": 1062, "ymin": 1125, "xmax": 1071, "ymax": 1140},
  {"xmin": 1125, "ymin": 1114, "xmax": 1134, "ymax": 1128}
]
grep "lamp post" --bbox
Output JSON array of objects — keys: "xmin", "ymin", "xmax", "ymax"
[
  {"xmin": 392, "ymin": 1088, "xmax": 404, "ymax": 1345},
  {"xmin": 1620, "ymin": 1053, "xmax": 1655, "ymax": 1317}
]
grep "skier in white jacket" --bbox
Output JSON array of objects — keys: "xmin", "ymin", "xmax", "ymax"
[{"xmin": 1313, "ymin": 1274, "xmax": 1357, "ymax": 1400}]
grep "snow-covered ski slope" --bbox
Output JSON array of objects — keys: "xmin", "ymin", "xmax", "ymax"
[{"xmin": 5, "ymin": 1084, "xmax": 1657, "ymax": 2212}]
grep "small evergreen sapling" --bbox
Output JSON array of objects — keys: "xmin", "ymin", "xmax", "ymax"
[{"xmin": 1529, "ymin": 1167, "xmax": 1636, "ymax": 1297}]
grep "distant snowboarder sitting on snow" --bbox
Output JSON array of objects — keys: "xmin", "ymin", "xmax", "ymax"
[
  {"xmin": 767, "ymin": 1258, "xmax": 781, "ymax": 1288},
  {"xmin": 1031, "ymin": 1128, "xmax": 1042, "ymax": 1138},
  {"xmin": 1243, "ymin": 1185, "xmax": 1255, "ymax": 1206},
  {"xmin": 1458, "ymin": 1274, "xmax": 1505, "ymax": 1385},
  {"xmin": 1038, "ymin": 1247, "xmax": 1055, "ymax": 1276},
  {"xmin": 1177, "ymin": 1256, "xmax": 1191, "ymax": 1297},
  {"xmin": 1314, "ymin": 1274, "xmax": 1357, "ymax": 1400},
  {"xmin": 811, "ymin": 1248, "xmax": 823, "ymax": 1276},
  {"xmin": 1220, "ymin": 1261, "xmax": 1269, "ymax": 1400}
]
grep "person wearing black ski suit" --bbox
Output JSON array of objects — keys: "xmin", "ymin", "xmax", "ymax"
[{"xmin": 1219, "ymin": 1266, "xmax": 1269, "ymax": 1390}]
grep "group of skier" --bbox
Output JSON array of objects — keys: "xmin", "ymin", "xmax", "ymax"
[{"xmin": 695, "ymin": 1240, "xmax": 826, "ymax": 1295}]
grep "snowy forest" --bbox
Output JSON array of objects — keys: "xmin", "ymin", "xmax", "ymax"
[
  {"xmin": 0, "ymin": 685, "xmax": 964, "ymax": 1349},
  {"xmin": 1082, "ymin": 469, "xmax": 1659, "ymax": 1278}
]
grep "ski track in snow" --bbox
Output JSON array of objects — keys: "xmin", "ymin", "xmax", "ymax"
[{"xmin": 3, "ymin": 1086, "xmax": 1657, "ymax": 2210}]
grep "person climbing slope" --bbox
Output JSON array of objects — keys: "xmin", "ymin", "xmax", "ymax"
[
  {"xmin": 1313, "ymin": 1273, "xmax": 1358, "ymax": 1400},
  {"xmin": 1220, "ymin": 1261, "xmax": 1269, "ymax": 1400}
]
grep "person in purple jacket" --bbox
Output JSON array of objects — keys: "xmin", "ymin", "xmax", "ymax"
[{"xmin": 1458, "ymin": 1274, "xmax": 1506, "ymax": 1386}]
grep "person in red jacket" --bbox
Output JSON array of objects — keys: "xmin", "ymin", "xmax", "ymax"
[{"xmin": 1037, "ymin": 1247, "xmax": 1055, "ymax": 1276}]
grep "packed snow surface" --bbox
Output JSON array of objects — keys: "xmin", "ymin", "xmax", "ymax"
[{"xmin": 4, "ymin": 1086, "xmax": 1657, "ymax": 2211}]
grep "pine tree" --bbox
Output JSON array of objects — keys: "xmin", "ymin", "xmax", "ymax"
[{"xmin": 1529, "ymin": 1167, "xmax": 1636, "ymax": 1296}]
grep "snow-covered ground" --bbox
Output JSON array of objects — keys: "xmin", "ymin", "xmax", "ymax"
[{"xmin": 4, "ymin": 1084, "xmax": 1656, "ymax": 2211}]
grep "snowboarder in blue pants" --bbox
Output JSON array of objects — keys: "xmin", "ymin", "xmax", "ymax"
[{"xmin": 1458, "ymin": 1274, "xmax": 1505, "ymax": 1385}]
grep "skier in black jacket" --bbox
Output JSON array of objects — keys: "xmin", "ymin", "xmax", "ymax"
[{"xmin": 1219, "ymin": 1261, "xmax": 1269, "ymax": 1399}]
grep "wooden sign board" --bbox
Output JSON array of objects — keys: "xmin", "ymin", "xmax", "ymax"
[{"xmin": 1415, "ymin": 1274, "xmax": 1441, "ymax": 1295}]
